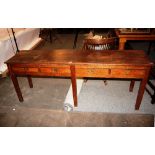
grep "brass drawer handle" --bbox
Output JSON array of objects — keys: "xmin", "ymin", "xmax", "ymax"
[
  {"xmin": 53, "ymin": 68, "xmax": 58, "ymax": 72},
  {"xmin": 125, "ymin": 70, "xmax": 131, "ymax": 75},
  {"xmin": 88, "ymin": 69, "xmax": 95, "ymax": 73}
]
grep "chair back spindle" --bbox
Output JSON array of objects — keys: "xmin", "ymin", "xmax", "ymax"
[{"xmin": 83, "ymin": 37, "xmax": 117, "ymax": 51}]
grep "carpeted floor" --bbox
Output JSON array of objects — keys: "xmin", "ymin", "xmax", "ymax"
[{"xmin": 74, "ymin": 79, "xmax": 155, "ymax": 115}]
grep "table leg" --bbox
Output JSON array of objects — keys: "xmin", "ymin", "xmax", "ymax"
[
  {"xmin": 70, "ymin": 65, "xmax": 77, "ymax": 107},
  {"xmin": 119, "ymin": 40, "xmax": 126, "ymax": 50},
  {"xmin": 129, "ymin": 80, "xmax": 135, "ymax": 92},
  {"xmin": 135, "ymin": 68, "xmax": 150, "ymax": 110},
  {"xmin": 27, "ymin": 76, "xmax": 33, "ymax": 88},
  {"xmin": 10, "ymin": 73, "xmax": 23, "ymax": 102}
]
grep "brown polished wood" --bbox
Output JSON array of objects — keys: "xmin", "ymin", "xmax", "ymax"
[
  {"xmin": 6, "ymin": 49, "xmax": 153, "ymax": 110},
  {"xmin": 7, "ymin": 64, "xmax": 24, "ymax": 102},
  {"xmin": 115, "ymin": 29, "xmax": 155, "ymax": 51}
]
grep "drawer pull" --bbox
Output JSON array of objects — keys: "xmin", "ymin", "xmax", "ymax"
[
  {"xmin": 53, "ymin": 68, "xmax": 58, "ymax": 72},
  {"xmin": 27, "ymin": 68, "xmax": 38, "ymax": 72},
  {"xmin": 125, "ymin": 70, "xmax": 131, "ymax": 75},
  {"xmin": 88, "ymin": 69, "xmax": 95, "ymax": 73}
]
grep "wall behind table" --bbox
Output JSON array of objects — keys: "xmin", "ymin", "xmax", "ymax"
[{"xmin": 0, "ymin": 28, "xmax": 41, "ymax": 73}]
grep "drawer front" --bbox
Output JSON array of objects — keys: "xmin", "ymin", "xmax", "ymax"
[
  {"xmin": 11, "ymin": 65, "xmax": 71, "ymax": 77},
  {"xmin": 12, "ymin": 67, "xmax": 26, "ymax": 74},
  {"xmin": 27, "ymin": 68, "xmax": 39, "ymax": 73},
  {"xmin": 76, "ymin": 68, "xmax": 109, "ymax": 77},
  {"xmin": 11, "ymin": 65, "xmax": 146, "ymax": 79},
  {"xmin": 40, "ymin": 67, "xmax": 70, "ymax": 76},
  {"xmin": 76, "ymin": 68, "xmax": 145, "ymax": 78},
  {"xmin": 110, "ymin": 69, "xmax": 145, "ymax": 78}
]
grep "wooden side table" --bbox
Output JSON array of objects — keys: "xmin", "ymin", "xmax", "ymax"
[{"xmin": 115, "ymin": 29, "xmax": 155, "ymax": 54}]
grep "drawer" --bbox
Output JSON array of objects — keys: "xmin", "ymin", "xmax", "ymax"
[
  {"xmin": 11, "ymin": 65, "xmax": 71, "ymax": 77},
  {"xmin": 111, "ymin": 69, "xmax": 145, "ymax": 78},
  {"xmin": 76, "ymin": 68, "xmax": 109, "ymax": 77},
  {"xmin": 27, "ymin": 68, "xmax": 39, "ymax": 73},
  {"xmin": 40, "ymin": 66, "xmax": 70, "ymax": 76},
  {"xmin": 12, "ymin": 67, "xmax": 26, "ymax": 74}
]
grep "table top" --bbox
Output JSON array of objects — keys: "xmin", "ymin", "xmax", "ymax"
[{"xmin": 6, "ymin": 49, "xmax": 153, "ymax": 67}]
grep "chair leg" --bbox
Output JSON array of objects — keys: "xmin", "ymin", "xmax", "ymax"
[
  {"xmin": 103, "ymin": 80, "xmax": 108, "ymax": 86},
  {"xmin": 27, "ymin": 76, "xmax": 33, "ymax": 88},
  {"xmin": 129, "ymin": 80, "xmax": 135, "ymax": 92},
  {"xmin": 84, "ymin": 79, "xmax": 88, "ymax": 83},
  {"xmin": 73, "ymin": 29, "xmax": 79, "ymax": 49}
]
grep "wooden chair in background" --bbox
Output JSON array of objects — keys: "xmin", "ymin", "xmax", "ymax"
[{"xmin": 83, "ymin": 37, "xmax": 117, "ymax": 50}]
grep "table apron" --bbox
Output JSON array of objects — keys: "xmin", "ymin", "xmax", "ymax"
[{"xmin": 11, "ymin": 66, "xmax": 147, "ymax": 79}]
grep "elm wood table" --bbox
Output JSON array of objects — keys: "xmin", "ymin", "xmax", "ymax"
[
  {"xmin": 115, "ymin": 29, "xmax": 155, "ymax": 53},
  {"xmin": 6, "ymin": 49, "xmax": 153, "ymax": 110}
]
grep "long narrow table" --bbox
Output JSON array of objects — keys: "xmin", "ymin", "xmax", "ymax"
[{"xmin": 6, "ymin": 49, "xmax": 153, "ymax": 110}]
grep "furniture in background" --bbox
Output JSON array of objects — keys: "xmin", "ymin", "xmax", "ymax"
[
  {"xmin": 73, "ymin": 28, "xmax": 115, "ymax": 49},
  {"xmin": 82, "ymin": 37, "xmax": 117, "ymax": 50},
  {"xmin": 73, "ymin": 29, "xmax": 79, "ymax": 49},
  {"xmin": 115, "ymin": 29, "xmax": 155, "ymax": 54},
  {"xmin": 6, "ymin": 49, "xmax": 153, "ymax": 110}
]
